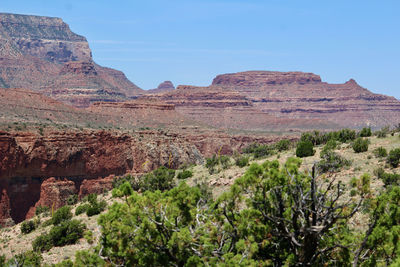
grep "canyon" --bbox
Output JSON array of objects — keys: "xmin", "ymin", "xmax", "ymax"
[{"xmin": 1, "ymin": 12, "xmax": 400, "ymax": 228}]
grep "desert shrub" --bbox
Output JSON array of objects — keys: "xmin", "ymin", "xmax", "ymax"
[
  {"xmin": 74, "ymin": 250, "xmax": 106, "ymax": 266},
  {"xmin": 375, "ymin": 126, "xmax": 390, "ymax": 138},
  {"xmin": 6, "ymin": 250, "xmax": 42, "ymax": 267},
  {"xmin": 32, "ymin": 234, "xmax": 53, "ymax": 252},
  {"xmin": 142, "ymin": 166, "xmax": 176, "ymax": 191},
  {"xmin": 35, "ymin": 205, "xmax": 49, "ymax": 216},
  {"xmin": 360, "ymin": 173, "xmax": 371, "ymax": 195},
  {"xmin": 52, "ymin": 206, "xmax": 72, "ymax": 225},
  {"xmin": 21, "ymin": 220, "xmax": 36, "ymax": 234},
  {"xmin": 296, "ymin": 140, "xmax": 315, "ymax": 158},
  {"xmin": 205, "ymin": 155, "xmax": 219, "ymax": 173},
  {"xmin": 242, "ymin": 143, "xmax": 273, "ymax": 158},
  {"xmin": 86, "ymin": 200, "xmax": 107, "ymax": 217},
  {"xmin": 205, "ymin": 154, "xmax": 231, "ymax": 173},
  {"xmin": 113, "ymin": 167, "xmax": 175, "ymax": 193},
  {"xmin": 235, "ymin": 156, "xmax": 249, "ymax": 168},
  {"xmin": 350, "ymin": 177, "xmax": 358, "ymax": 188},
  {"xmin": 177, "ymin": 169, "xmax": 193, "ymax": 179},
  {"xmin": 300, "ymin": 131, "xmax": 326, "ymax": 145},
  {"xmin": 75, "ymin": 203, "xmax": 90, "ymax": 216},
  {"xmin": 359, "ymin": 127, "xmax": 372, "ymax": 137},
  {"xmin": 219, "ymin": 155, "xmax": 231, "ymax": 169},
  {"xmin": 317, "ymin": 150, "xmax": 351, "ymax": 173},
  {"xmin": 275, "ymin": 139, "xmax": 291, "ymax": 151},
  {"xmin": 373, "ymin": 147, "xmax": 387, "ymax": 158},
  {"xmin": 387, "ymin": 148, "xmax": 400, "ymax": 168},
  {"xmin": 82, "ymin": 194, "xmax": 107, "ymax": 217},
  {"xmin": 321, "ymin": 139, "xmax": 338, "ymax": 155},
  {"xmin": 375, "ymin": 167, "xmax": 400, "ymax": 186},
  {"xmin": 84, "ymin": 230, "xmax": 94, "ymax": 244},
  {"xmin": 337, "ymin": 128, "xmax": 357, "ymax": 143},
  {"xmin": 350, "ymin": 189, "xmax": 357, "ymax": 196},
  {"xmin": 352, "ymin": 138, "xmax": 369, "ymax": 153},
  {"xmin": 67, "ymin": 194, "xmax": 78, "ymax": 205},
  {"xmin": 49, "ymin": 219, "xmax": 86, "ymax": 247}
]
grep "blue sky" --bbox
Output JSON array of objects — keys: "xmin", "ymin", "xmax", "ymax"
[{"xmin": 2, "ymin": 0, "xmax": 399, "ymax": 98}]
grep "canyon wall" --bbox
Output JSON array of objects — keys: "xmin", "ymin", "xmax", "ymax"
[
  {"xmin": 0, "ymin": 13, "xmax": 143, "ymax": 107},
  {"xmin": 0, "ymin": 130, "xmax": 203, "ymax": 223}
]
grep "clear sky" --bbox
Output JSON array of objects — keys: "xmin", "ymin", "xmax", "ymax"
[{"xmin": 2, "ymin": 0, "xmax": 399, "ymax": 98}]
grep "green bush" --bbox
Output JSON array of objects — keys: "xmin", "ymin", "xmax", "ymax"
[
  {"xmin": 49, "ymin": 219, "xmax": 86, "ymax": 247},
  {"xmin": 296, "ymin": 140, "xmax": 315, "ymax": 158},
  {"xmin": 235, "ymin": 156, "xmax": 249, "ymax": 168},
  {"xmin": 67, "ymin": 194, "xmax": 78, "ymax": 205},
  {"xmin": 352, "ymin": 138, "xmax": 369, "ymax": 153},
  {"xmin": 21, "ymin": 220, "xmax": 36, "ymax": 234},
  {"xmin": 373, "ymin": 147, "xmax": 388, "ymax": 158},
  {"xmin": 52, "ymin": 206, "xmax": 72, "ymax": 225},
  {"xmin": 35, "ymin": 205, "xmax": 49, "ymax": 216},
  {"xmin": 378, "ymin": 126, "xmax": 390, "ymax": 138},
  {"xmin": 359, "ymin": 127, "xmax": 372, "ymax": 137},
  {"xmin": 6, "ymin": 251, "xmax": 42, "ymax": 266},
  {"xmin": 337, "ymin": 129, "xmax": 356, "ymax": 143},
  {"xmin": 387, "ymin": 148, "xmax": 400, "ymax": 168},
  {"xmin": 242, "ymin": 143, "xmax": 273, "ymax": 158},
  {"xmin": 275, "ymin": 139, "xmax": 291, "ymax": 151},
  {"xmin": 375, "ymin": 167, "xmax": 400, "ymax": 186},
  {"xmin": 177, "ymin": 170, "xmax": 193, "ymax": 179},
  {"xmin": 317, "ymin": 150, "xmax": 351, "ymax": 173},
  {"xmin": 205, "ymin": 155, "xmax": 231, "ymax": 173},
  {"xmin": 75, "ymin": 203, "xmax": 90, "ymax": 216},
  {"xmin": 142, "ymin": 166, "xmax": 176, "ymax": 191},
  {"xmin": 32, "ymin": 234, "xmax": 53, "ymax": 252},
  {"xmin": 219, "ymin": 155, "xmax": 231, "ymax": 169},
  {"xmin": 86, "ymin": 200, "xmax": 107, "ymax": 217},
  {"xmin": 360, "ymin": 173, "xmax": 371, "ymax": 194},
  {"xmin": 321, "ymin": 139, "xmax": 338, "ymax": 155},
  {"xmin": 350, "ymin": 177, "xmax": 358, "ymax": 188},
  {"xmin": 205, "ymin": 155, "xmax": 219, "ymax": 173}
]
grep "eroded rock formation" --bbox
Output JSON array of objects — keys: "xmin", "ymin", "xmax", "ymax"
[
  {"xmin": 0, "ymin": 12, "xmax": 143, "ymax": 107},
  {"xmin": 0, "ymin": 129, "xmax": 203, "ymax": 223},
  {"xmin": 211, "ymin": 71, "xmax": 400, "ymax": 128}
]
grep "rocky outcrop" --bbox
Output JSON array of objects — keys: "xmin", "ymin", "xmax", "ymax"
[
  {"xmin": 146, "ymin": 81, "xmax": 175, "ymax": 94},
  {"xmin": 0, "ymin": 129, "xmax": 203, "ymax": 222},
  {"xmin": 0, "ymin": 12, "xmax": 143, "ymax": 107},
  {"xmin": 212, "ymin": 71, "xmax": 400, "ymax": 128},
  {"xmin": 0, "ymin": 189, "xmax": 13, "ymax": 227},
  {"xmin": 213, "ymin": 71, "xmax": 322, "ymax": 86},
  {"xmin": 140, "ymin": 85, "xmax": 334, "ymax": 131},
  {"xmin": 26, "ymin": 178, "xmax": 76, "ymax": 219},
  {"xmin": 78, "ymin": 175, "xmax": 114, "ymax": 200},
  {"xmin": 0, "ymin": 13, "xmax": 91, "ymax": 63}
]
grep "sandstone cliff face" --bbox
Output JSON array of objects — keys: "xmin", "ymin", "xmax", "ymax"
[
  {"xmin": 211, "ymin": 71, "xmax": 400, "ymax": 128},
  {"xmin": 0, "ymin": 13, "xmax": 91, "ymax": 63},
  {"xmin": 26, "ymin": 178, "xmax": 77, "ymax": 219},
  {"xmin": 140, "ymin": 85, "xmax": 335, "ymax": 131},
  {"xmin": 0, "ymin": 13, "xmax": 143, "ymax": 107},
  {"xmin": 0, "ymin": 129, "xmax": 203, "ymax": 223}
]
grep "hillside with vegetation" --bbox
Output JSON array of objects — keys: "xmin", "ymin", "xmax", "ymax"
[{"xmin": 1, "ymin": 126, "xmax": 400, "ymax": 266}]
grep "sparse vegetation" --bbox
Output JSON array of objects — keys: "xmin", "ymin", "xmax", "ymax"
[
  {"xmin": 387, "ymin": 148, "xmax": 400, "ymax": 168},
  {"xmin": 177, "ymin": 169, "xmax": 193, "ymax": 179},
  {"xmin": 359, "ymin": 127, "xmax": 372, "ymax": 137},
  {"xmin": 373, "ymin": 146, "xmax": 388, "ymax": 158},
  {"xmin": 235, "ymin": 155, "xmax": 249, "ymax": 167},
  {"xmin": 20, "ymin": 220, "xmax": 36, "ymax": 235},
  {"xmin": 296, "ymin": 140, "xmax": 315, "ymax": 157},
  {"xmin": 352, "ymin": 137, "xmax": 369, "ymax": 153}
]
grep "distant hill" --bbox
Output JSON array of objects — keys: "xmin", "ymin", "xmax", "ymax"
[{"xmin": 0, "ymin": 12, "xmax": 143, "ymax": 107}]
